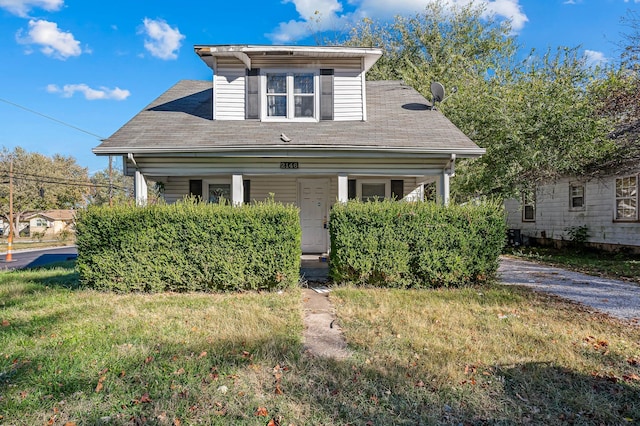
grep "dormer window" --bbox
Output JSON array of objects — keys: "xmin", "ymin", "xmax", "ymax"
[{"xmin": 264, "ymin": 71, "xmax": 317, "ymax": 120}]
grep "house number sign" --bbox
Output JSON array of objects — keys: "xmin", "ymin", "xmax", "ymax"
[{"xmin": 280, "ymin": 162, "xmax": 299, "ymax": 169}]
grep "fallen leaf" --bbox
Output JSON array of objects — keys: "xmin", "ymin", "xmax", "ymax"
[
  {"xmin": 144, "ymin": 356, "xmax": 154, "ymax": 364},
  {"xmin": 173, "ymin": 419, "xmax": 181, "ymax": 426},
  {"xmin": 198, "ymin": 351, "xmax": 207, "ymax": 359},
  {"xmin": 63, "ymin": 422, "xmax": 77, "ymax": 426},
  {"xmin": 1, "ymin": 320, "xmax": 10, "ymax": 327},
  {"xmin": 95, "ymin": 382, "xmax": 104, "ymax": 393},
  {"xmin": 174, "ymin": 368, "xmax": 185, "ymax": 375},
  {"xmin": 19, "ymin": 390, "xmax": 28, "ymax": 399},
  {"xmin": 255, "ymin": 407, "xmax": 268, "ymax": 417},
  {"xmin": 275, "ymin": 384, "xmax": 283, "ymax": 395},
  {"xmin": 140, "ymin": 393, "xmax": 152, "ymax": 403},
  {"xmin": 47, "ymin": 416, "xmax": 55, "ymax": 426}
]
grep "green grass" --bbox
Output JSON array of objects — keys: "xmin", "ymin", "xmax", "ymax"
[
  {"xmin": 507, "ymin": 247, "xmax": 640, "ymax": 284},
  {"xmin": 1, "ymin": 263, "xmax": 640, "ymax": 424}
]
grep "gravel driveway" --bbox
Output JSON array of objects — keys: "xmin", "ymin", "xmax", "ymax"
[{"xmin": 499, "ymin": 256, "xmax": 640, "ymax": 323}]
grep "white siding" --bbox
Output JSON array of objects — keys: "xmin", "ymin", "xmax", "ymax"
[
  {"xmin": 162, "ymin": 175, "xmax": 423, "ymax": 205},
  {"xmin": 213, "ymin": 57, "xmax": 365, "ymax": 122},
  {"xmin": 505, "ymin": 174, "xmax": 640, "ymax": 248},
  {"xmin": 214, "ymin": 59, "xmax": 245, "ymax": 120}
]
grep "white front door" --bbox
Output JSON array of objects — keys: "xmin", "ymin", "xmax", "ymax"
[{"xmin": 299, "ymin": 179, "xmax": 329, "ymax": 253}]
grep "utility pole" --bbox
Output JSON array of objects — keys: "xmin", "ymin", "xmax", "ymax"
[{"xmin": 5, "ymin": 158, "xmax": 15, "ymax": 262}]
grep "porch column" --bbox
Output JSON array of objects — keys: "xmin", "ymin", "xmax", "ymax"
[
  {"xmin": 231, "ymin": 174, "xmax": 244, "ymax": 206},
  {"xmin": 134, "ymin": 170, "xmax": 148, "ymax": 206},
  {"xmin": 437, "ymin": 171, "xmax": 450, "ymax": 206},
  {"xmin": 337, "ymin": 173, "xmax": 348, "ymax": 203}
]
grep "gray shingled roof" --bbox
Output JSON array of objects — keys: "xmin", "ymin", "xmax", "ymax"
[{"xmin": 94, "ymin": 80, "xmax": 483, "ymax": 157}]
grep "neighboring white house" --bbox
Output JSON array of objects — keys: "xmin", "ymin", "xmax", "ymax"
[
  {"xmin": 504, "ymin": 170, "xmax": 640, "ymax": 252},
  {"xmin": 93, "ymin": 44, "xmax": 485, "ymax": 254}
]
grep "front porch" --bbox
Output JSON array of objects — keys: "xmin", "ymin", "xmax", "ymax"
[{"xmin": 132, "ymin": 171, "xmax": 455, "ymax": 254}]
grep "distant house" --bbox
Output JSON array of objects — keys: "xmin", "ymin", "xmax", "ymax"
[
  {"xmin": 24, "ymin": 209, "xmax": 75, "ymax": 238},
  {"xmin": 504, "ymin": 169, "xmax": 640, "ymax": 252},
  {"xmin": 93, "ymin": 44, "xmax": 484, "ymax": 254}
]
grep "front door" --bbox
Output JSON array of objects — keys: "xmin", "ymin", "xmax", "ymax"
[{"xmin": 299, "ymin": 179, "xmax": 329, "ymax": 253}]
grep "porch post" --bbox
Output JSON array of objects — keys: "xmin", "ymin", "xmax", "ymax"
[
  {"xmin": 437, "ymin": 171, "xmax": 450, "ymax": 206},
  {"xmin": 337, "ymin": 173, "xmax": 348, "ymax": 203},
  {"xmin": 231, "ymin": 174, "xmax": 244, "ymax": 206},
  {"xmin": 134, "ymin": 170, "xmax": 148, "ymax": 206}
]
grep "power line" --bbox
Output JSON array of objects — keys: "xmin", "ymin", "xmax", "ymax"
[
  {"xmin": 0, "ymin": 97, "xmax": 106, "ymax": 140},
  {"xmin": 0, "ymin": 173, "xmax": 129, "ymax": 191}
]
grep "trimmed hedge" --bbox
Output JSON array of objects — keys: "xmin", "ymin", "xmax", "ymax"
[
  {"xmin": 329, "ymin": 200, "xmax": 506, "ymax": 288},
  {"xmin": 75, "ymin": 199, "xmax": 301, "ymax": 292}
]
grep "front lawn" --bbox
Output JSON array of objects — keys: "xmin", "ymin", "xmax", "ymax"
[{"xmin": 1, "ymin": 263, "xmax": 639, "ymax": 424}]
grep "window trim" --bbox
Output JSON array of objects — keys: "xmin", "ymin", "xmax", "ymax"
[
  {"xmin": 357, "ymin": 179, "xmax": 391, "ymax": 202},
  {"xmin": 614, "ymin": 174, "xmax": 638, "ymax": 221},
  {"xmin": 260, "ymin": 69, "xmax": 319, "ymax": 122},
  {"xmin": 569, "ymin": 182, "xmax": 585, "ymax": 211},
  {"xmin": 204, "ymin": 179, "xmax": 232, "ymax": 204}
]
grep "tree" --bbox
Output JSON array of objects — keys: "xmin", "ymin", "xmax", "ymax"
[
  {"xmin": 88, "ymin": 167, "xmax": 134, "ymax": 206},
  {"xmin": 0, "ymin": 147, "xmax": 90, "ymax": 233},
  {"xmin": 342, "ymin": 1, "xmax": 613, "ymax": 198}
]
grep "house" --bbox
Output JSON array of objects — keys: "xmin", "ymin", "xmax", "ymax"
[
  {"xmin": 93, "ymin": 45, "xmax": 484, "ymax": 254},
  {"xmin": 504, "ymin": 170, "xmax": 640, "ymax": 252},
  {"xmin": 24, "ymin": 209, "xmax": 75, "ymax": 238}
]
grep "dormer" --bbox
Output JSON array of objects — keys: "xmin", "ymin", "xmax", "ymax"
[{"xmin": 194, "ymin": 45, "xmax": 383, "ymax": 122}]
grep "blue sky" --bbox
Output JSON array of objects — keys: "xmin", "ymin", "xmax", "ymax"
[{"xmin": 0, "ymin": 0, "xmax": 638, "ymax": 174}]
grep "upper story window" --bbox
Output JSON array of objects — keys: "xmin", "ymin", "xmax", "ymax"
[
  {"xmin": 615, "ymin": 175, "xmax": 638, "ymax": 221},
  {"xmin": 246, "ymin": 69, "xmax": 333, "ymax": 122},
  {"xmin": 265, "ymin": 72, "xmax": 316, "ymax": 120}
]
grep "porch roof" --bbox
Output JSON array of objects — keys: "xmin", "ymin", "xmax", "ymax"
[{"xmin": 94, "ymin": 80, "xmax": 484, "ymax": 158}]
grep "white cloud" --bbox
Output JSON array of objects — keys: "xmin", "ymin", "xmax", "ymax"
[
  {"xmin": 268, "ymin": 0, "xmax": 528, "ymax": 43},
  {"xmin": 139, "ymin": 18, "xmax": 185, "ymax": 60},
  {"xmin": 16, "ymin": 19, "xmax": 81, "ymax": 59},
  {"xmin": 584, "ymin": 49, "xmax": 608, "ymax": 67},
  {"xmin": 47, "ymin": 83, "xmax": 130, "ymax": 101},
  {"xmin": 0, "ymin": 0, "xmax": 62, "ymax": 17}
]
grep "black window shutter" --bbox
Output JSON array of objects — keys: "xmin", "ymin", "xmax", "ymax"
[
  {"xmin": 320, "ymin": 69, "xmax": 334, "ymax": 121},
  {"xmin": 348, "ymin": 179, "xmax": 356, "ymax": 200},
  {"xmin": 243, "ymin": 179, "xmax": 251, "ymax": 204},
  {"xmin": 391, "ymin": 180, "xmax": 404, "ymax": 200},
  {"xmin": 246, "ymin": 68, "xmax": 260, "ymax": 119},
  {"xmin": 189, "ymin": 179, "xmax": 202, "ymax": 199}
]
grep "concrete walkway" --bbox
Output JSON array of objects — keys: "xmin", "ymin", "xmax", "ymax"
[
  {"xmin": 300, "ymin": 255, "xmax": 351, "ymax": 359},
  {"xmin": 499, "ymin": 256, "xmax": 640, "ymax": 323}
]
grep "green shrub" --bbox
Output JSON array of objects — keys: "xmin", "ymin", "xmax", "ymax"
[
  {"xmin": 75, "ymin": 198, "xmax": 301, "ymax": 292},
  {"xmin": 329, "ymin": 200, "xmax": 506, "ymax": 288}
]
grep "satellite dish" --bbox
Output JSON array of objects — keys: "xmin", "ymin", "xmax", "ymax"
[{"xmin": 430, "ymin": 82, "xmax": 445, "ymax": 103}]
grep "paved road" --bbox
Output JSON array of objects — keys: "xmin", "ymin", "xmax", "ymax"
[
  {"xmin": 0, "ymin": 246, "xmax": 78, "ymax": 270},
  {"xmin": 499, "ymin": 256, "xmax": 640, "ymax": 323}
]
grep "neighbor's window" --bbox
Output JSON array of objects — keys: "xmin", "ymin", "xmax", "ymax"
[
  {"xmin": 569, "ymin": 183, "xmax": 585, "ymax": 210},
  {"xmin": 264, "ymin": 71, "xmax": 317, "ymax": 120},
  {"xmin": 615, "ymin": 175, "xmax": 638, "ymax": 220},
  {"xmin": 35, "ymin": 218, "xmax": 48, "ymax": 227},
  {"xmin": 522, "ymin": 190, "xmax": 535, "ymax": 222}
]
